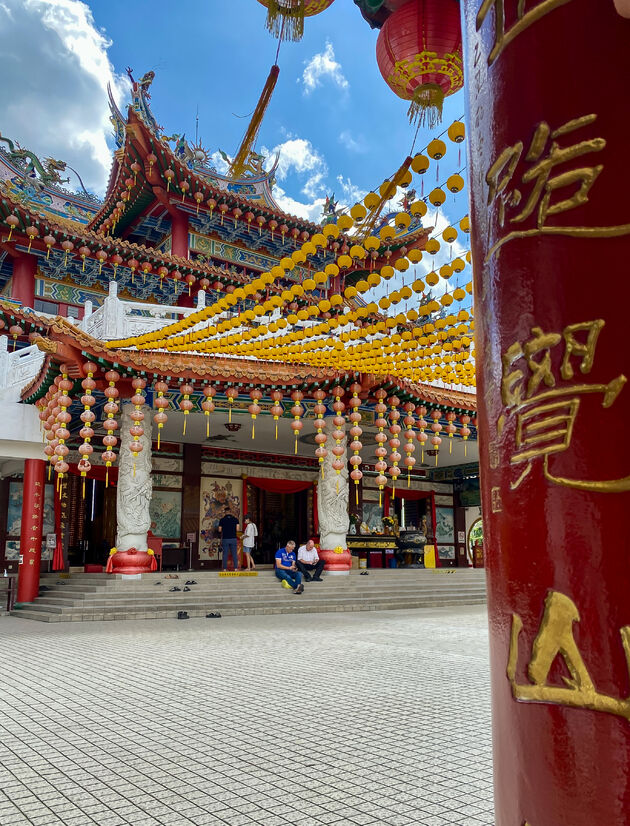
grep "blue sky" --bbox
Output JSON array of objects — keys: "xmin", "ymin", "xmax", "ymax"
[{"xmin": 0, "ymin": 0, "xmax": 471, "ymax": 305}]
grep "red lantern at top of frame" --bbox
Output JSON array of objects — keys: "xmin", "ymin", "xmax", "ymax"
[
  {"xmin": 375, "ymin": 0, "xmax": 463, "ymax": 128},
  {"xmin": 256, "ymin": 0, "xmax": 336, "ymax": 41}
]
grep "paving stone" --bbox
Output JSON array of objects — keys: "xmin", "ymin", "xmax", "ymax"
[{"xmin": 0, "ymin": 607, "xmax": 493, "ymax": 825}]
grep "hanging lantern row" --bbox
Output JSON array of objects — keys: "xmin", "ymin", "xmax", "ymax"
[
  {"xmin": 102, "ymin": 370, "xmax": 120, "ymax": 487},
  {"xmin": 388, "ymin": 396, "xmax": 402, "ymax": 497},
  {"xmin": 374, "ymin": 388, "xmax": 388, "ymax": 506},
  {"xmin": 78, "ymin": 362, "xmax": 97, "ymax": 497},
  {"xmin": 129, "ymin": 377, "xmax": 147, "ymax": 474},
  {"xmin": 348, "ymin": 383, "xmax": 363, "ymax": 505}
]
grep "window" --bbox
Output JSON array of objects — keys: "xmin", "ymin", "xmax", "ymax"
[
  {"xmin": 66, "ymin": 305, "xmax": 81, "ymax": 319},
  {"xmin": 34, "ymin": 299, "xmax": 58, "ymax": 315}
]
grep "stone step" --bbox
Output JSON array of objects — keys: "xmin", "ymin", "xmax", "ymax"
[
  {"xmin": 18, "ymin": 589, "xmax": 487, "ymax": 615},
  {"xmin": 13, "ymin": 597, "xmax": 488, "ymax": 622}
]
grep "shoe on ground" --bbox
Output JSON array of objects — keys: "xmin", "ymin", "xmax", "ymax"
[
  {"xmin": 360, "ymin": 571, "xmax": 369, "ymax": 576},
  {"xmin": 312, "ymin": 576, "xmax": 323, "ymax": 582},
  {"xmin": 177, "ymin": 611, "xmax": 189, "ymax": 620},
  {"xmin": 281, "ymin": 580, "xmax": 292, "ymax": 590},
  {"xmin": 183, "ymin": 586, "xmax": 191, "ymax": 592},
  {"xmin": 185, "ymin": 580, "xmax": 197, "ymax": 585},
  {"xmin": 169, "ymin": 586, "xmax": 181, "ymax": 592},
  {"xmin": 303, "ymin": 573, "xmax": 312, "ymax": 582},
  {"xmin": 295, "ymin": 584, "xmax": 304, "ymax": 594},
  {"xmin": 154, "ymin": 581, "xmax": 161, "ymax": 585},
  {"xmin": 206, "ymin": 612, "xmax": 222, "ymax": 619},
  {"xmin": 39, "ymin": 586, "xmax": 50, "ymax": 591}
]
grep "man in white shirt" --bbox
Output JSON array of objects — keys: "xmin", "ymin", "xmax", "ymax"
[
  {"xmin": 296, "ymin": 539, "xmax": 324, "ymax": 582},
  {"xmin": 242, "ymin": 514, "xmax": 258, "ymax": 571}
]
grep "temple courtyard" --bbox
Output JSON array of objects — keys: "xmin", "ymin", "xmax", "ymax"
[{"xmin": 0, "ymin": 606, "xmax": 492, "ymax": 826}]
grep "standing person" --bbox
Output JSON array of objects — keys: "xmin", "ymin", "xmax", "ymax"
[
  {"xmin": 242, "ymin": 514, "xmax": 258, "ymax": 571},
  {"xmin": 218, "ymin": 506, "xmax": 239, "ymax": 572},
  {"xmin": 274, "ymin": 541, "xmax": 304, "ymax": 593},
  {"xmin": 296, "ymin": 539, "xmax": 325, "ymax": 582}
]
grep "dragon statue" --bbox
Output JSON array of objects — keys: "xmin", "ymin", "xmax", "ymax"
[{"xmin": 0, "ymin": 134, "xmax": 69, "ymax": 186}]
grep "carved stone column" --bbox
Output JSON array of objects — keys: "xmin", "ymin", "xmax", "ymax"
[
  {"xmin": 317, "ymin": 418, "xmax": 351, "ymax": 573},
  {"xmin": 463, "ymin": 2, "xmax": 630, "ymax": 823},
  {"xmin": 112, "ymin": 403, "xmax": 154, "ymax": 574}
]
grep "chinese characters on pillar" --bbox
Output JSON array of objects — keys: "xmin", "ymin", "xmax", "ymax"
[
  {"xmin": 498, "ymin": 319, "xmax": 628, "ymax": 491},
  {"xmin": 485, "ymin": 114, "xmax": 630, "ymax": 259},
  {"xmin": 23, "ymin": 480, "xmax": 44, "ymax": 566},
  {"xmin": 508, "ymin": 590, "xmax": 630, "ymax": 722},
  {"xmin": 476, "ymin": 0, "xmax": 574, "ymax": 64}
]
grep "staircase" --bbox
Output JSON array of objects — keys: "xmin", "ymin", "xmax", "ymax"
[{"xmin": 10, "ymin": 569, "xmax": 487, "ymax": 622}]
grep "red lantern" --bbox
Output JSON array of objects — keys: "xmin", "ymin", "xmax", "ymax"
[
  {"xmin": 43, "ymin": 234, "xmax": 55, "ymax": 259},
  {"xmin": 375, "ymin": 0, "xmax": 463, "ymax": 127},
  {"xmin": 270, "ymin": 389, "xmax": 284, "ymax": 440},
  {"xmin": 179, "ymin": 383, "xmax": 194, "ymax": 436},
  {"xmin": 290, "ymin": 389, "xmax": 304, "ymax": 455},
  {"xmin": 256, "ymin": 0, "xmax": 336, "ymax": 42},
  {"xmin": 201, "ymin": 385, "xmax": 216, "ymax": 439},
  {"xmin": 249, "ymin": 388, "xmax": 263, "ymax": 439},
  {"xmin": 5, "ymin": 214, "xmax": 19, "ymax": 241},
  {"xmin": 26, "ymin": 226, "xmax": 38, "ymax": 253}
]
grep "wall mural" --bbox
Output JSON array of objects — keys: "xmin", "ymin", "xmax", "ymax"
[
  {"xmin": 435, "ymin": 506, "xmax": 455, "ymax": 544},
  {"xmin": 199, "ymin": 477, "xmax": 242, "ymax": 561},
  {"xmin": 148, "ymin": 490, "xmax": 182, "ymax": 540}
]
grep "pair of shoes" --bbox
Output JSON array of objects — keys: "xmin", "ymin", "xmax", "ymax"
[
  {"xmin": 169, "ymin": 586, "xmax": 181, "ymax": 592},
  {"xmin": 360, "ymin": 571, "xmax": 369, "ymax": 576},
  {"xmin": 312, "ymin": 576, "xmax": 323, "ymax": 582},
  {"xmin": 185, "ymin": 580, "xmax": 197, "ymax": 585},
  {"xmin": 183, "ymin": 586, "xmax": 191, "ymax": 592},
  {"xmin": 294, "ymin": 584, "xmax": 304, "ymax": 594},
  {"xmin": 206, "ymin": 612, "xmax": 222, "ymax": 619},
  {"xmin": 281, "ymin": 580, "xmax": 292, "ymax": 590},
  {"xmin": 177, "ymin": 611, "xmax": 189, "ymax": 620}
]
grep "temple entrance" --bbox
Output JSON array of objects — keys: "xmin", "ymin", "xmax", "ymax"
[{"xmin": 249, "ymin": 487, "xmax": 309, "ymax": 565}]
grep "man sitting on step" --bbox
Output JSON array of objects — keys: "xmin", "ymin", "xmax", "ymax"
[
  {"xmin": 296, "ymin": 539, "xmax": 324, "ymax": 582},
  {"xmin": 274, "ymin": 541, "xmax": 304, "ymax": 594}
]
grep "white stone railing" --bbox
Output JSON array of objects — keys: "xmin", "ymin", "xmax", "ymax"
[
  {"xmin": 79, "ymin": 281, "xmax": 210, "ymax": 341},
  {"xmin": 0, "ymin": 339, "xmax": 45, "ymax": 401}
]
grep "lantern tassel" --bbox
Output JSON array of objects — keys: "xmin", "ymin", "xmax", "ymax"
[
  {"xmin": 82, "ymin": 475, "xmax": 85, "ymax": 499},
  {"xmin": 183, "ymin": 416, "xmax": 187, "ymax": 436},
  {"xmin": 450, "ymin": 439, "xmax": 453, "ymax": 454},
  {"xmin": 229, "ymin": 65, "xmax": 280, "ymax": 178},
  {"xmin": 435, "ymin": 452, "xmax": 439, "ymax": 466},
  {"xmin": 206, "ymin": 416, "xmax": 210, "ymax": 439},
  {"xmin": 275, "ymin": 421, "xmax": 278, "ymax": 440},
  {"xmin": 408, "ymin": 83, "xmax": 445, "ymax": 130},
  {"xmin": 355, "ymin": 484, "xmax": 358, "ymax": 506},
  {"xmin": 252, "ymin": 421, "xmax": 255, "ymax": 440},
  {"xmin": 106, "ymin": 467, "xmax": 109, "ymax": 488},
  {"xmin": 408, "ymin": 469, "xmax": 411, "ymax": 487},
  {"xmin": 158, "ymin": 428, "xmax": 161, "ymax": 449},
  {"xmin": 294, "ymin": 434, "xmax": 298, "ymax": 455},
  {"xmin": 264, "ymin": 1, "xmax": 305, "ymax": 42}
]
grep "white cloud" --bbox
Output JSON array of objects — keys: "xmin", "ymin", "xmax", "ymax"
[
  {"xmin": 301, "ymin": 42, "xmax": 348, "ymax": 95},
  {"xmin": 338, "ymin": 130, "xmax": 366, "ymax": 154},
  {"xmin": 0, "ymin": 0, "xmax": 128, "ymax": 195},
  {"xmin": 272, "ymin": 185, "xmax": 325, "ymax": 223},
  {"xmin": 263, "ymin": 136, "xmax": 329, "ymax": 199}
]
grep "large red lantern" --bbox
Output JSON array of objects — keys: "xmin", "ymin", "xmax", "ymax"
[
  {"xmin": 256, "ymin": 0, "xmax": 336, "ymax": 41},
  {"xmin": 375, "ymin": 0, "xmax": 463, "ymax": 127}
]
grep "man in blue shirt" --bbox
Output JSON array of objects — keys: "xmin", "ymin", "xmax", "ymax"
[
  {"xmin": 274, "ymin": 541, "xmax": 304, "ymax": 593},
  {"xmin": 218, "ymin": 506, "xmax": 239, "ymax": 572}
]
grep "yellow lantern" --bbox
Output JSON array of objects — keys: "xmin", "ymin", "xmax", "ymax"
[
  {"xmin": 447, "ymin": 174, "xmax": 465, "ymax": 193},
  {"xmin": 451, "ymin": 257, "xmax": 465, "ymax": 272},
  {"xmin": 408, "ymin": 248, "xmax": 423, "ymax": 263},
  {"xmin": 427, "ymin": 139, "xmax": 446, "ymax": 160},
  {"xmin": 442, "ymin": 227, "xmax": 458, "ymax": 244},
  {"xmin": 364, "ymin": 191, "xmax": 380, "ymax": 210},
  {"xmin": 379, "ymin": 225, "xmax": 396, "ymax": 242},
  {"xmin": 350, "ymin": 203, "xmax": 367, "ymax": 222},
  {"xmin": 313, "ymin": 271, "xmax": 327, "ymax": 284},
  {"xmin": 338, "ymin": 254, "xmax": 353, "ymax": 269},
  {"xmin": 460, "ymin": 215, "xmax": 470, "ymax": 233},
  {"xmin": 411, "ymin": 154, "xmax": 430, "ymax": 174},
  {"xmin": 364, "ymin": 235, "xmax": 380, "ymax": 251},
  {"xmin": 345, "ymin": 286, "xmax": 358, "ymax": 299},
  {"xmin": 425, "ymin": 238, "xmax": 441, "ymax": 255},
  {"xmin": 396, "ymin": 212, "xmax": 411, "ymax": 230},
  {"xmin": 447, "ymin": 121, "xmax": 466, "ymax": 143},
  {"xmin": 412, "ymin": 278, "xmax": 425, "ymax": 293},
  {"xmin": 380, "ymin": 180, "xmax": 397, "ymax": 199},
  {"xmin": 410, "ymin": 200, "xmax": 427, "ymax": 218},
  {"xmin": 337, "ymin": 214, "xmax": 353, "ymax": 231},
  {"xmin": 429, "ymin": 188, "xmax": 446, "ymax": 207},
  {"xmin": 323, "ymin": 223, "xmax": 339, "ymax": 239},
  {"xmin": 439, "ymin": 264, "xmax": 453, "ymax": 279},
  {"xmin": 303, "ymin": 278, "xmax": 316, "ymax": 291},
  {"xmin": 426, "ymin": 271, "xmax": 439, "ymax": 286}
]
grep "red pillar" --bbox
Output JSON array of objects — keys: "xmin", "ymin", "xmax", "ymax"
[
  {"xmin": 463, "ymin": 2, "xmax": 630, "ymax": 824},
  {"xmin": 171, "ymin": 210, "xmax": 189, "ymax": 258},
  {"xmin": 17, "ymin": 459, "xmax": 46, "ymax": 603},
  {"xmin": 11, "ymin": 253, "xmax": 37, "ymax": 308}
]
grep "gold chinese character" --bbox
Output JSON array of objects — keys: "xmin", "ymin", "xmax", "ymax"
[
  {"xmin": 500, "ymin": 320, "xmax": 629, "ymax": 491},
  {"xmin": 486, "ymin": 115, "xmax": 630, "ymax": 259},
  {"xmin": 508, "ymin": 590, "xmax": 630, "ymax": 722},
  {"xmin": 477, "ymin": 0, "xmax": 574, "ymax": 65}
]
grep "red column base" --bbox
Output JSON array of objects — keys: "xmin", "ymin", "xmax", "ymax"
[
  {"xmin": 106, "ymin": 549, "xmax": 157, "ymax": 574},
  {"xmin": 319, "ymin": 548, "xmax": 352, "ymax": 573}
]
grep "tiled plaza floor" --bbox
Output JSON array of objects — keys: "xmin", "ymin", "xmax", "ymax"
[{"xmin": 0, "ymin": 607, "xmax": 493, "ymax": 826}]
